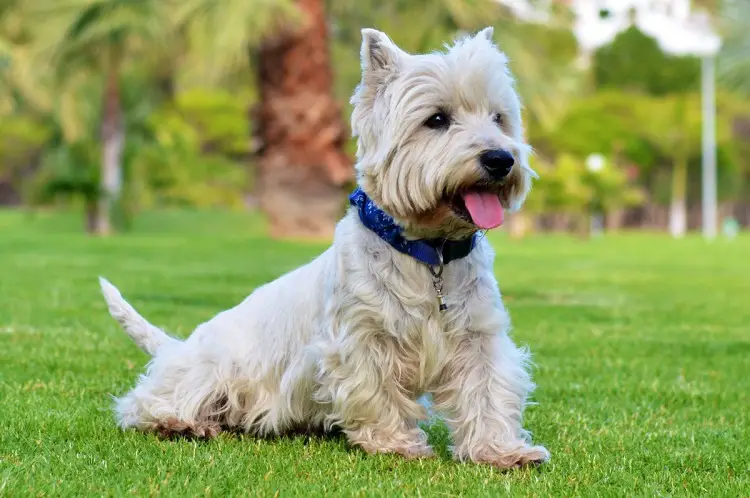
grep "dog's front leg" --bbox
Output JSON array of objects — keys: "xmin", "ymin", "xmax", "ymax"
[
  {"xmin": 433, "ymin": 331, "xmax": 550, "ymax": 469},
  {"xmin": 321, "ymin": 341, "xmax": 434, "ymax": 459}
]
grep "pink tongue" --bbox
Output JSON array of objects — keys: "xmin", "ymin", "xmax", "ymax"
[{"xmin": 461, "ymin": 191, "xmax": 504, "ymax": 229}]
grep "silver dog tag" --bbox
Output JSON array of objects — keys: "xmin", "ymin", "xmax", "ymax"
[{"xmin": 429, "ymin": 247, "xmax": 447, "ymax": 312}]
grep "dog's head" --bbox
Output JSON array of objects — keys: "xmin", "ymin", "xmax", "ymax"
[{"xmin": 351, "ymin": 27, "xmax": 537, "ymax": 240}]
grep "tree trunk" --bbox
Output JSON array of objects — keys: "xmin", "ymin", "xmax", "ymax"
[
  {"xmin": 256, "ymin": 0, "xmax": 352, "ymax": 239},
  {"xmin": 605, "ymin": 209, "xmax": 624, "ymax": 231},
  {"xmin": 96, "ymin": 55, "xmax": 125, "ymax": 236},
  {"xmin": 668, "ymin": 96, "xmax": 689, "ymax": 239},
  {"xmin": 668, "ymin": 156, "xmax": 688, "ymax": 238},
  {"xmin": 85, "ymin": 197, "xmax": 98, "ymax": 234},
  {"xmin": 508, "ymin": 212, "xmax": 531, "ymax": 239}
]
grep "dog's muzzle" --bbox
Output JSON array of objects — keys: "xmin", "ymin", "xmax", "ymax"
[{"xmin": 479, "ymin": 149, "xmax": 515, "ymax": 181}]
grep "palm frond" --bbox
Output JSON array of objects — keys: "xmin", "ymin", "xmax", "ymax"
[
  {"xmin": 718, "ymin": 0, "xmax": 750, "ymax": 95},
  {"xmin": 176, "ymin": 0, "xmax": 299, "ymax": 85}
]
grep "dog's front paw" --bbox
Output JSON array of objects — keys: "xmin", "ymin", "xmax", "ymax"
[
  {"xmin": 358, "ymin": 438, "xmax": 435, "ymax": 459},
  {"xmin": 465, "ymin": 443, "xmax": 550, "ymax": 469},
  {"xmin": 397, "ymin": 443, "xmax": 436, "ymax": 460},
  {"xmin": 348, "ymin": 427, "xmax": 435, "ymax": 460}
]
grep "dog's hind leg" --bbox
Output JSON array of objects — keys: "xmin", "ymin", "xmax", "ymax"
[
  {"xmin": 117, "ymin": 388, "xmax": 223, "ymax": 439},
  {"xmin": 116, "ymin": 378, "xmax": 223, "ymax": 439},
  {"xmin": 115, "ymin": 343, "xmax": 241, "ymax": 439}
]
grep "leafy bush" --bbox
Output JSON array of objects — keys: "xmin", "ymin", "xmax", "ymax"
[
  {"xmin": 131, "ymin": 89, "xmax": 251, "ymax": 209},
  {"xmin": 530, "ymin": 154, "xmax": 642, "ymax": 214},
  {"xmin": 0, "ymin": 117, "xmax": 53, "ymax": 193}
]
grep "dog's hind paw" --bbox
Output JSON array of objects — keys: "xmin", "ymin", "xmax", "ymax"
[{"xmin": 153, "ymin": 418, "xmax": 222, "ymax": 440}]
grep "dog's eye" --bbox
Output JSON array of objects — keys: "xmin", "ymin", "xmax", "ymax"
[
  {"xmin": 493, "ymin": 113, "xmax": 504, "ymax": 126},
  {"xmin": 424, "ymin": 112, "xmax": 450, "ymax": 130}
]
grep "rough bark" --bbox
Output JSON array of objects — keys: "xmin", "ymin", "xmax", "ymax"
[
  {"xmin": 96, "ymin": 55, "xmax": 124, "ymax": 236},
  {"xmin": 255, "ymin": 0, "xmax": 352, "ymax": 239}
]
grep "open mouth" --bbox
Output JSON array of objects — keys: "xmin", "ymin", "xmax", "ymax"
[{"xmin": 449, "ymin": 188, "xmax": 505, "ymax": 230}]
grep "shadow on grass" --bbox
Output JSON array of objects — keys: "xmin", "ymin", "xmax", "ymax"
[{"xmin": 153, "ymin": 419, "xmax": 460, "ymax": 463}]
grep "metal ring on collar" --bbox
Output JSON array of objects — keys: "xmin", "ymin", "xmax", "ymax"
[{"xmin": 428, "ymin": 247, "xmax": 444, "ymax": 279}]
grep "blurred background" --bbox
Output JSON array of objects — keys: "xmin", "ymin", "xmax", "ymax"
[{"xmin": 0, "ymin": 0, "xmax": 748, "ymax": 240}]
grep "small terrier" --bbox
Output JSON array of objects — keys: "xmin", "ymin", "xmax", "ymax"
[{"xmin": 100, "ymin": 27, "xmax": 549, "ymax": 468}]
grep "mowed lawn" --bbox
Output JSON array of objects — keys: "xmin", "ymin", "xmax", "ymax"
[{"xmin": 1, "ymin": 209, "xmax": 749, "ymax": 497}]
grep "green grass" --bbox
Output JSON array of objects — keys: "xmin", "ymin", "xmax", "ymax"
[{"xmin": 1, "ymin": 209, "xmax": 749, "ymax": 497}]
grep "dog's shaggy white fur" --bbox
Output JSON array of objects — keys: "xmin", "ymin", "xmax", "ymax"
[{"xmin": 100, "ymin": 27, "xmax": 550, "ymax": 468}]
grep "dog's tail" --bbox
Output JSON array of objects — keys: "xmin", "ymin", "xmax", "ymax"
[{"xmin": 99, "ymin": 277, "xmax": 179, "ymax": 356}]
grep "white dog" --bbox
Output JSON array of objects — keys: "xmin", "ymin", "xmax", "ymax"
[{"xmin": 100, "ymin": 27, "xmax": 550, "ymax": 469}]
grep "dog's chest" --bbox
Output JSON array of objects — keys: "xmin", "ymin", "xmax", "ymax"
[
  {"xmin": 340, "ymin": 223, "xmax": 494, "ymax": 392},
  {"xmin": 377, "ymin": 271, "xmax": 476, "ymax": 393}
]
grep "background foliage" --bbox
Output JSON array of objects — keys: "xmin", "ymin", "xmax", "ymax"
[{"xmin": 0, "ymin": 0, "xmax": 748, "ymax": 236}]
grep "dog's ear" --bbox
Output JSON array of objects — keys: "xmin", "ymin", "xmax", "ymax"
[
  {"xmin": 476, "ymin": 27, "xmax": 495, "ymax": 42},
  {"xmin": 360, "ymin": 29, "xmax": 406, "ymax": 84}
]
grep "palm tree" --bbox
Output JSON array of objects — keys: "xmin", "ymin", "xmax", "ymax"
[
  {"xmin": 35, "ymin": 0, "xmax": 169, "ymax": 235},
  {"xmin": 178, "ymin": 0, "xmax": 350, "ymax": 238},
  {"xmin": 658, "ymin": 96, "xmax": 694, "ymax": 238},
  {"xmin": 0, "ymin": 1, "xmax": 53, "ymax": 117},
  {"xmin": 254, "ymin": 0, "xmax": 352, "ymax": 238},
  {"xmin": 634, "ymin": 94, "xmax": 735, "ymax": 238}
]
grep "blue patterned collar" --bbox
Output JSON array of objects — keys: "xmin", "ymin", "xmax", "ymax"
[{"xmin": 349, "ymin": 187, "xmax": 478, "ymax": 267}]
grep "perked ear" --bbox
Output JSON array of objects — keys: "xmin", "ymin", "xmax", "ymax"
[
  {"xmin": 360, "ymin": 28, "xmax": 406, "ymax": 82},
  {"xmin": 476, "ymin": 27, "xmax": 495, "ymax": 42}
]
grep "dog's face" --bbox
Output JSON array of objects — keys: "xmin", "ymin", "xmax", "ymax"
[{"xmin": 351, "ymin": 27, "xmax": 537, "ymax": 239}]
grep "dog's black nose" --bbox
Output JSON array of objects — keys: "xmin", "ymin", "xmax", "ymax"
[{"xmin": 480, "ymin": 149, "xmax": 515, "ymax": 180}]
